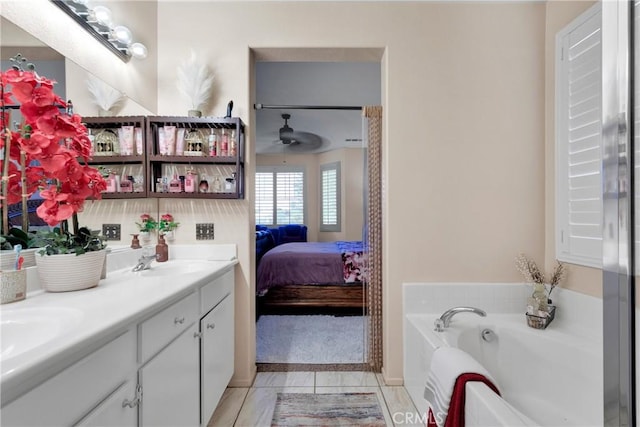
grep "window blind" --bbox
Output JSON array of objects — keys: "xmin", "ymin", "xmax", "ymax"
[
  {"xmin": 556, "ymin": 4, "xmax": 602, "ymax": 267},
  {"xmin": 255, "ymin": 167, "xmax": 305, "ymax": 226},
  {"xmin": 320, "ymin": 162, "xmax": 341, "ymax": 232}
]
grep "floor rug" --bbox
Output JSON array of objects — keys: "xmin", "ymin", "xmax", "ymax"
[
  {"xmin": 256, "ymin": 315, "xmax": 365, "ymax": 364},
  {"xmin": 271, "ymin": 393, "xmax": 386, "ymax": 426}
]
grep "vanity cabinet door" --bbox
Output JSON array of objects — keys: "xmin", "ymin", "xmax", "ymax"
[
  {"xmin": 139, "ymin": 323, "xmax": 199, "ymax": 427},
  {"xmin": 200, "ymin": 293, "xmax": 234, "ymax": 425},
  {"xmin": 75, "ymin": 380, "xmax": 138, "ymax": 427}
]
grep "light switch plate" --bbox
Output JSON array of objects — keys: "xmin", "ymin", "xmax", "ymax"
[
  {"xmin": 196, "ymin": 223, "xmax": 215, "ymax": 240},
  {"xmin": 102, "ymin": 224, "xmax": 121, "ymax": 241}
]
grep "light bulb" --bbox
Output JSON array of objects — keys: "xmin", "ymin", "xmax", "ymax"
[
  {"xmin": 129, "ymin": 42, "xmax": 148, "ymax": 59},
  {"xmin": 71, "ymin": 0, "xmax": 89, "ymax": 5},
  {"xmin": 112, "ymin": 26, "xmax": 132, "ymax": 46},
  {"xmin": 92, "ymin": 5, "xmax": 112, "ymax": 27}
]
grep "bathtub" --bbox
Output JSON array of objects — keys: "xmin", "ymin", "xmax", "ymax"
[{"xmin": 404, "ymin": 312, "xmax": 603, "ymax": 426}]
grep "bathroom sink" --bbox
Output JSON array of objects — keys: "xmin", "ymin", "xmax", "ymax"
[
  {"xmin": 138, "ymin": 260, "xmax": 213, "ymax": 277},
  {"xmin": 0, "ymin": 307, "xmax": 84, "ymax": 362}
]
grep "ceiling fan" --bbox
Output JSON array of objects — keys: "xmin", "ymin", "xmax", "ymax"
[{"xmin": 275, "ymin": 113, "xmax": 322, "ymax": 151}]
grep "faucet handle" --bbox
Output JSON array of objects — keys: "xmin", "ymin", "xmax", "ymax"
[{"xmin": 434, "ymin": 318, "xmax": 445, "ymax": 332}]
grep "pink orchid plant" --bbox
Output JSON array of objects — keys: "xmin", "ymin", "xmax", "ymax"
[{"xmin": 1, "ymin": 67, "xmax": 106, "ymax": 233}]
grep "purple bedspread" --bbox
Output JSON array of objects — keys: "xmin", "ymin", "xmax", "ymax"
[{"xmin": 256, "ymin": 241, "xmax": 365, "ymax": 296}]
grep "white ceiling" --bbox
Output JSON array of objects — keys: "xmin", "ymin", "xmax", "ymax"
[{"xmin": 255, "ymin": 61, "xmax": 381, "ymax": 154}]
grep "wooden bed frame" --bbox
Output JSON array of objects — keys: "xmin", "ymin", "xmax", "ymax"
[{"xmin": 257, "ymin": 284, "xmax": 366, "ymax": 315}]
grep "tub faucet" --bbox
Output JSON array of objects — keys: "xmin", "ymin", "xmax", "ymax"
[
  {"xmin": 434, "ymin": 306, "xmax": 486, "ymax": 332},
  {"xmin": 132, "ymin": 254, "xmax": 156, "ymax": 272}
]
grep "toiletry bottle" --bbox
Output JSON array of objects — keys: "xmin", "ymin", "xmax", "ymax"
[
  {"xmin": 106, "ymin": 171, "xmax": 117, "ymax": 193},
  {"xmin": 229, "ymin": 130, "xmax": 237, "ymax": 156},
  {"xmin": 155, "ymin": 234, "xmax": 169, "ymax": 263},
  {"xmin": 208, "ymin": 129, "xmax": 218, "ymax": 156},
  {"xmin": 120, "ymin": 175, "xmax": 133, "ymax": 192},
  {"xmin": 220, "ymin": 129, "xmax": 228, "ymax": 156},
  {"xmin": 213, "ymin": 175, "xmax": 222, "ymax": 193},
  {"xmin": 199, "ymin": 174, "xmax": 209, "ymax": 193},
  {"xmin": 130, "ymin": 234, "xmax": 141, "ymax": 249},
  {"xmin": 185, "ymin": 170, "xmax": 197, "ymax": 193},
  {"xmin": 179, "ymin": 175, "xmax": 186, "ymax": 192},
  {"xmin": 169, "ymin": 174, "xmax": 181, "ymax": 193},
  {"xmin": 114, "ymin": 174, "xmax": 121, "ymax": 192}
]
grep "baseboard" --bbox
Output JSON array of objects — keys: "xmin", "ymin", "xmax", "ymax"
[
  {"xmin": 228, "ymin": 365, "xmax": 257, "ymax": 387},
  {"xmin": 381, "ymin": 367, "xmax": 403, "ymax": 386}
]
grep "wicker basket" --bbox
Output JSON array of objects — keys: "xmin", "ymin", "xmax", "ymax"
[
  {"xmin": 526, "ymin": 305, "xmax": 556, "ymax": 330},
  {"xmin": 1, "ymin": 269, "xmax": 27, "ymax": 304}
]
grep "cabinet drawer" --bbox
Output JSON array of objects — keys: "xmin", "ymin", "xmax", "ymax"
[
  {"xmin": 200, "ymin": 270, "xmax": 233, "ymax": 314},
  {"xmin": 2, "ymin": 329, "xmax": 136, "ymax": 426},
  {"xmin": 140, "ymin": 291, "xmax": 198, "ymax": 363}
]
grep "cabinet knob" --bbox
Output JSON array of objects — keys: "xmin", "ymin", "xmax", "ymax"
[
  {"xmin": 194, "ymin": 331, "xmax": 203, "ymax": 339},
  {"xmin": 206, "ymin": 323, "xmax": 216, "ymax": 330},
  {"xmin": 174, "ymin": 316, "xmax": 185, "ymax": 325}
]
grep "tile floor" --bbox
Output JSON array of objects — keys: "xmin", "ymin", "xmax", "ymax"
[{"xmin": 207, "ymin": 371, "xmax": 424, "ymax": 427}]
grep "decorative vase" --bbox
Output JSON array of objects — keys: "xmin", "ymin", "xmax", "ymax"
[
  {"xmin": 163, "ymin": 230, "xmax": 175, "ymax": 242},
  {"xmin": 188, "ymin": 109, "xmax": 202, "ymax": 118},
  {"xmin": 1, "ymin": 248, "xmax": 38, "ymax": 270},
  {"xmin": 530, "ymin": 283, "xmax": 549, "ymax": 312},
  {"xmin": 36, "ymin": 250, "xmax": 107, "ymax": 292},
  {"xmin": 139, "ymin": 231, "xmax": 151, "ymax": 244}
]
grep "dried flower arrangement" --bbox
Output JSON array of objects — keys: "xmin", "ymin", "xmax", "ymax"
[{"xmin": 515, "ymin": 253, "xmax": 566, "ymax": 298}]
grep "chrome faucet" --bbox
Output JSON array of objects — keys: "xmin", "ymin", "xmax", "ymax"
[
  {"xmin": 132, "ymin": 254, "xmax": 156, "ymax": 272},
  {"xmin": 434, "ymin": 306, "xmax": 486, "ymax": 332}
]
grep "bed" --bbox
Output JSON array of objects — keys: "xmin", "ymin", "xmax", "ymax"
[{"xmin": 256, "ymin": 241, "xmax": 368, "ymax": 313}]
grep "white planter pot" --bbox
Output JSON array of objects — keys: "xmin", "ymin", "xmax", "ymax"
[
  {"xmin": 36, "ymin": 250, "xmax": 107, "ymax": 292},
  {"xmin": 1, "ymin": 248, "xmax": 38, "ymax": 270}
]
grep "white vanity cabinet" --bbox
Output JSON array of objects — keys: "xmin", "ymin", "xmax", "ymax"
[
  {"xmin": 199, "ymin": 269, "xmax": 234, "ymax": 426},
  {"xmin": 0, "ymin": 264, "xmax": 236, "ymax": 427},
  {"xmin": 1, "ymin": 329, "xmax": 137, "ymax": 426}
]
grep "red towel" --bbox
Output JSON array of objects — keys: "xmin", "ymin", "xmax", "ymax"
[{"xmin": 427, "ymin": 373, "xmax": 500, "ymax": 427}]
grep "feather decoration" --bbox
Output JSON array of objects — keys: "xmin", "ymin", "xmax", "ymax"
[
  {"xmin": 86, "ymin": 75, "xmax": 126, "ymax": 113},
  {"xmin": 176, "ymin": 50, "xmax": 215, "ymax": 111}
]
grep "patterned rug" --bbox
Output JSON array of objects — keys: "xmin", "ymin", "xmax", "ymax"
[{"xmin": 271, "ymin": 393, "xmax": 386, "ymax": 426}]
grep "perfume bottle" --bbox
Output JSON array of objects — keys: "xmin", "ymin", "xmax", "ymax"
[
  {"xmin": 169, "ymin": 174, "xmax": 181, "ymax": 193},
  {"xmin": 229, "ymin": 130, "xmax": 237, "ymax": 156},
  {"xmin": 199, "ymin": 174, "xmax": 209, "ymax": 193},
  {"xmin": 213, "ymin": 176, "xmax": 222, "ymax": 193},
  {"xmin": 105, "ymin": 171, "xmax": 117, "ymax": 193},
  {"xmin": 119, "ymin": 175, "xmax": 133, "ymax": 192},
  {"xmin": 185, "ymin": 170, "xmax": 197, "ymax": 193}
]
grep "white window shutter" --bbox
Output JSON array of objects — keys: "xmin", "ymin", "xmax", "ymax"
[
  {"xmin": 255, "ymin": 166, "xmax": 305, "ymax": 226},
  {"xmin": 556, "ymin": 3, "xmax": 602, "ymax": 268},
  {"xmin": 320, "ymin": 162, "xmax": 341, "ymax": 232}
]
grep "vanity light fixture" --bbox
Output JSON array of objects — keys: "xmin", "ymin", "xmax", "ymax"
[{"xmin": 50, "ymin": 0, "xmax": 148, "ymax": 62}]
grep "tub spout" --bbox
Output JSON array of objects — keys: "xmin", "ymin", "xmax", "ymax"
[{"xmin": 434, "ymin": 306, "xmax": 486, "ymax": 332}]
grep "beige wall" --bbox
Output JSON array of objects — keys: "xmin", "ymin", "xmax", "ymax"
[
  {"xmin": 256, "ymin": 148, "xmax": 365, "ymax": 242},
  {"xmin": 154, "ymin": 1, "xmax": 546, "ymax": 386},
  {"xmin": 544, "ymin": 0, "xmax": 602, "ymax": 298},
  {"xmin": 19, "ymin": 0, "xmax": 571, "ymax": 387}
]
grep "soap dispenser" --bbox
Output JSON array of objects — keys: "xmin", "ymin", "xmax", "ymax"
[{"xmin": 155, "ymin": 234, "xmax": 169, "ymax": 263}]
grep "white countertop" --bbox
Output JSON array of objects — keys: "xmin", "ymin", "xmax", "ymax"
[{"xmin": 0, "ymin": 244, "xmax": 238, "ymax": 405}]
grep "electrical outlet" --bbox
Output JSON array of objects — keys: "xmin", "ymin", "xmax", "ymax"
[
  {"xmin": 196, "ymin": 223, "xmax": 215, "ymax": 240},
  {"xmin": 102, "ymin": 224, "xmax": 121, "ymax": 241}
]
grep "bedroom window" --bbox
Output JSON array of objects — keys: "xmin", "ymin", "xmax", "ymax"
[
  {"xmin": 555, "ymin": 3, "xmax": 602, "ymax": 268},
  {"xmin": 320, "ymin": 162, "xmax": 341, "ymax": 232},
  {"xmin": 256, "ymin": 166, "xmax": 305, "ymax": 226}
]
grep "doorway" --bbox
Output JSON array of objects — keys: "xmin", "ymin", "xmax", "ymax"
[{"xmin": 251, "ymin": 51, "xmax": 382, "ymax": 370}]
